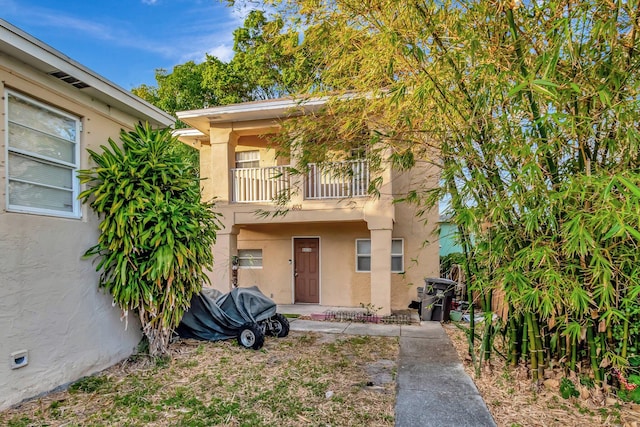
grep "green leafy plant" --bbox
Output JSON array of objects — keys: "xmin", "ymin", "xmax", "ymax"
[
  {"xmin": 559, "ymin": 378, "xmax": 579, "ymax": 399},
  {"xmin": 359, "ymin": 302, "xmax": 382, "ymax": 316},
  {"xmin": 78, "ymin": 122, "xmax": 221, "ymax": 356},
  {"xmin": 69, "ymin": 375, "xmax": 110, "ymax": 394},
  {"xmin": 617, "ymin": 376, "xmax": 640, "ymax": 403},
  {"xmin": 237, "ymin": 0, "xmax": 640, "ymax": 386}
]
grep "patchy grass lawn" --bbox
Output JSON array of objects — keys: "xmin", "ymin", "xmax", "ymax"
[{"xmin": 0, "ymin": 332, "xmax": 398, "ymax": 427}]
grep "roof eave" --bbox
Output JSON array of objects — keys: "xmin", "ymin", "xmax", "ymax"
[
  {"xmin": 0, "ymin": 19, "xmax": 174, "ymax": 127},
  {"xmin": 176, "ymin": 97, "xmax": 330, "ymax": 133}
]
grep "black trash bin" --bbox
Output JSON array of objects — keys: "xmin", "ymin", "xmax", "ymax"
[{"xmin": 423, "ymin": 278, "xmax": 457, "ymax": 321}]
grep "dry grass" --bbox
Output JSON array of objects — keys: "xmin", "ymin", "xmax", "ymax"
[
  {"xmin": 0, "ymin": 332, "xmax": 398, "ymax": 427},
  {"xmin": 443, "ymin": 323, "xmax": 640, "ymax": 427},
  {"xmin": 11, "ymin": 320, "xmax": 639, "ymax": 427}
]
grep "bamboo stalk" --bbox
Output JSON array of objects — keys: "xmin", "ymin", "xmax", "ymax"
[
  {"xmin": 526, "ymin": 312, "xmax": 538, "ymax": 381},
  {"xmin": 587, "ymin": 323, "xmax": 602, "ymax": 384},
  {"xmin": 570, "ymin": 336, "xmax": 577, "ymax": 372},
  {"xmin": 482, "ymin": 313, "xmax": 493, "ymax": 365},
  {"xmin": 530, "ymin": 314, "xmax": 545, "ymax": 379},
  {"xmin": 522, "ymin": 318, "xmax": 529, "ymax": 365},
  {"xmin": 622, "ymin": 317, "xmax": 629, "ymax": 359},
  {"xmin": 505, "ymin": 6, "xmax": 558, "ymax": 185},
  {"xmin": 509, "ymin": 314, "xmax": 519, "ymax": 366}
]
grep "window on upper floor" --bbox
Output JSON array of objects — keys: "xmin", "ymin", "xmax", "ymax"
[
  {"xmin": 235, "ymin": 150, "xmax": 260, "ymax": 168},
  {"xmin": 356, "ymin": 238, "xmax": 404, "ymax": 273},
  {"xmin": 5, "ymin": 90, "xmax": 81, "ymax": 218}
]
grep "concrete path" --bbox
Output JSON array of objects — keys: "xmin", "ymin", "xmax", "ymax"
[{"xmin": 285, "ymin": 317, "xmax": 496, "ymax": 427}]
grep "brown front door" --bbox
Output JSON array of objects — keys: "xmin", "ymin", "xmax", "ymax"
[{"xmin": 294, "ymin": 238, "xmax": 320, "ymax": 303}]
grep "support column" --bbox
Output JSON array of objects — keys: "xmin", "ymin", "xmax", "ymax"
[
  {"xmin": 202, "ymin": 125, "xmax": 235, "ymax": 203},
  {"xmin": 365, "ymin": 141, "xmax": 394, "ymax": 316},
  {"xmin": 370, "ymin": 228, "xmax": 393, "ymax": 316},
  {"xmin": 210, "ymin": 226, "xmax": 239, "ymax": 291},
  {"xmin": 288, "ymin": 139, "xmax": 304, "ymax": 206}
]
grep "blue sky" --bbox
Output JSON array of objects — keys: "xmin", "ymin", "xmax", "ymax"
[{"xmin": 2, "ymin": 0, "xmax": 250, "ymax": 89}]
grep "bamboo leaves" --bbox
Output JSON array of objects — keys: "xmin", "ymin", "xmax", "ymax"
[{"xmin": 252, "ymin": 0, "xmax": 640, "ymax": 387}]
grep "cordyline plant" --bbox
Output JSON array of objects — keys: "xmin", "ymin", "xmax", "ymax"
[
  {"xmin": 78, "ymin": 123, "xmax": 221, "ymax": 356},
  {"xmin": 236, "ymin": 0, "xmax": 640, "ymax": 390}
]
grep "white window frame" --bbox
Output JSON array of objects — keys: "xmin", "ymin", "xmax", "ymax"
[
  {"xmin": 391, "ymin": 238, "xmax": 404, "ymax": 273},
  {"xmin": 235, "ymin": 150, "xmax": 260, "ymax": 169},
  {"xmin": 355, "ymin": 238, "xmax": 404, "ymax": 273},
  {"xmin": 355, "ymin": 238, "xmax": 371, "ymax": 273},
  {"xmin": 5, "ymin": 90, "xmax": 81, "ymax": 218},
  {"xmin": 237, "ymin": 249, "xmax": 263, "ymax": 269}
]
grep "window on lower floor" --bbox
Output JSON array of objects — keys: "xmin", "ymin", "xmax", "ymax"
[
  {"xmin": 391, "ymin": 238, "xmax": 404, "ymax": 272},
  {"xmin": 235, "ymin": 150, "xmax": 260, "ymax": 168},
  {"xmin": 238, "ymin": 249, "xmax": 263, "ymax": 268},
  {"xmin": 356, "ymin": 238, "xmax": 404, "ymax": 273},
  {"xmin": 356, "ymin": 239, "xmax": 371, "ymax": 272},
  {"xmin": 5, "ymin": 90, "xmax": 80, "ymax": 218}
]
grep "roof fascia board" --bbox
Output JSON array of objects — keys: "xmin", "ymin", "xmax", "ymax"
[{"xmin": 177, "ymin": 96, "xmax": 331, "ymax": 123}]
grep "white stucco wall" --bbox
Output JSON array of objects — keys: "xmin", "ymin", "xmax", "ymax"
[{"xmin": 0, "ymin": 51, "xmax": 165, "ymax": 409}]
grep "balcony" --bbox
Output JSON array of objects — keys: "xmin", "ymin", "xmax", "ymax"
[
  {"xmin": 231, "ymin": 160, "xmax": 370, "ymax": 203},
  {"xmin": 231, "ymin": 165, "xmax": 290, "ymax": 203}
]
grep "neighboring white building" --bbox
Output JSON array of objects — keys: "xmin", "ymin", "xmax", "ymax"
[{"xmin": 0, "ymin": 19, "xmax": 174, "ymax": 410}]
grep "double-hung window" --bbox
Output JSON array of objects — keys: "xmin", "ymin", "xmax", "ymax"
[
  {"xmin": 391, "ymin": 239, "xmax": 404, "ymax": 272},
  {"xmin": 356, "ymin": 239, "xmax": 372, "ymax": 272},
  {"xmin": 5, "ymin": 91, "xmax": 80, "ymax": 218},
  {"xmin": 356, "ymin": 238, "xmax": 404, "ymax": 273}
]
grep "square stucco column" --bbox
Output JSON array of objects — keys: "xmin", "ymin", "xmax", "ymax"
[
  {"xmin": 201, "ymin": 125, "xmax": 235, "ymax": 203},
  {"xmin": 210, "ymin": 228, "xmax": 238, "ymax": 291},
  {"xmin": 370, "ymin": 228, "xmax": 393, "ymax": 316}
]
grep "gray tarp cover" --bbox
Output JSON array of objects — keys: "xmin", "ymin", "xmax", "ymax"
[{"xmin": 176, "ymin": 286, "xmax": 277, "ymax": 341}]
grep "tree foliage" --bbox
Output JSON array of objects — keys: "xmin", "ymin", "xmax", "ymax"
[
  {"xmin": 78, "ymin": 123, "xmax": 221, "ymax": 356},
  {"xmin": 240, "ymin": 0, "xmax": 640, "ymax": 387},
  {"xmin": 132, "ymin": 10, "xmax": 315, "ymax": 123}
]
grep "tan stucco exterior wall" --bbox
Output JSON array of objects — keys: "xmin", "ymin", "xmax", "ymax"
[
  {"xmin": 230, "ymin": 222, "xmax": 372, "ymax": 306},
  {"xmin": 0, "ymin": 56, "xmax": 146, "ymax": 409},
  {"xmin": 389, "ymin": 164, "xmax": 441, "ymax": 308},
  {"xmin": 180, "ymin": 102, "xmax": 440, "ymax": 314},
  {"xmin": 216, "ymin": 200, "xmax": 438, "ymax": 312}
]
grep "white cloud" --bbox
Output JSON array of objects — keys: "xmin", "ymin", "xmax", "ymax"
[
  {"xmin": 179, "ymin": 43, "xmax": 234, "ymax": 64},
  {"xmin": 6, "ymin": 1, "xmax": 244, "ymax": 81},
  {"xmin": 208, "ymin": 44, "xmax": 234, "ymax": 62}
]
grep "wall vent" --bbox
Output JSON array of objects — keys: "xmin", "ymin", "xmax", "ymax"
[
  {"xmin": 10, "ymin": 350, "xmax": 29, "ymax": 369},
  {"xmin": 49, "ymin": 71, "xmax": 90, "ymax": 89}
]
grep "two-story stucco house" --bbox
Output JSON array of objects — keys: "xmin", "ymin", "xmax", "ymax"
[
  {"xmin": 175, "ymin": 99, "xmax": 440, "ymax": 315},
  {"xmin": 0, "ymin": 20, "xmax": 174, "ymax": 410}
]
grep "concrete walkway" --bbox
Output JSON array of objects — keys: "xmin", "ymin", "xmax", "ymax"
[{"xmin": 281, "ymin": 311, "xmax": 496, "ymax": 427}]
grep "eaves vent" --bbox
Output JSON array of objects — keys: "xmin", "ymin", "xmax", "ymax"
[{"xmin": 49, "ymin": 71, "xmax": 90, "ymax": 89}]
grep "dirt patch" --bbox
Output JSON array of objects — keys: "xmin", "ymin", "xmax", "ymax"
[
  {"xmin": 443, "ymin": 323, "xmax": 640, "ymax": 427},
  {"xmin": 0, "ymin": 332, "xmax": 398, "ymax": 427},
  {"xmin": 365, "ymin": 360, "xmax": 396, "ymax": 387}
]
